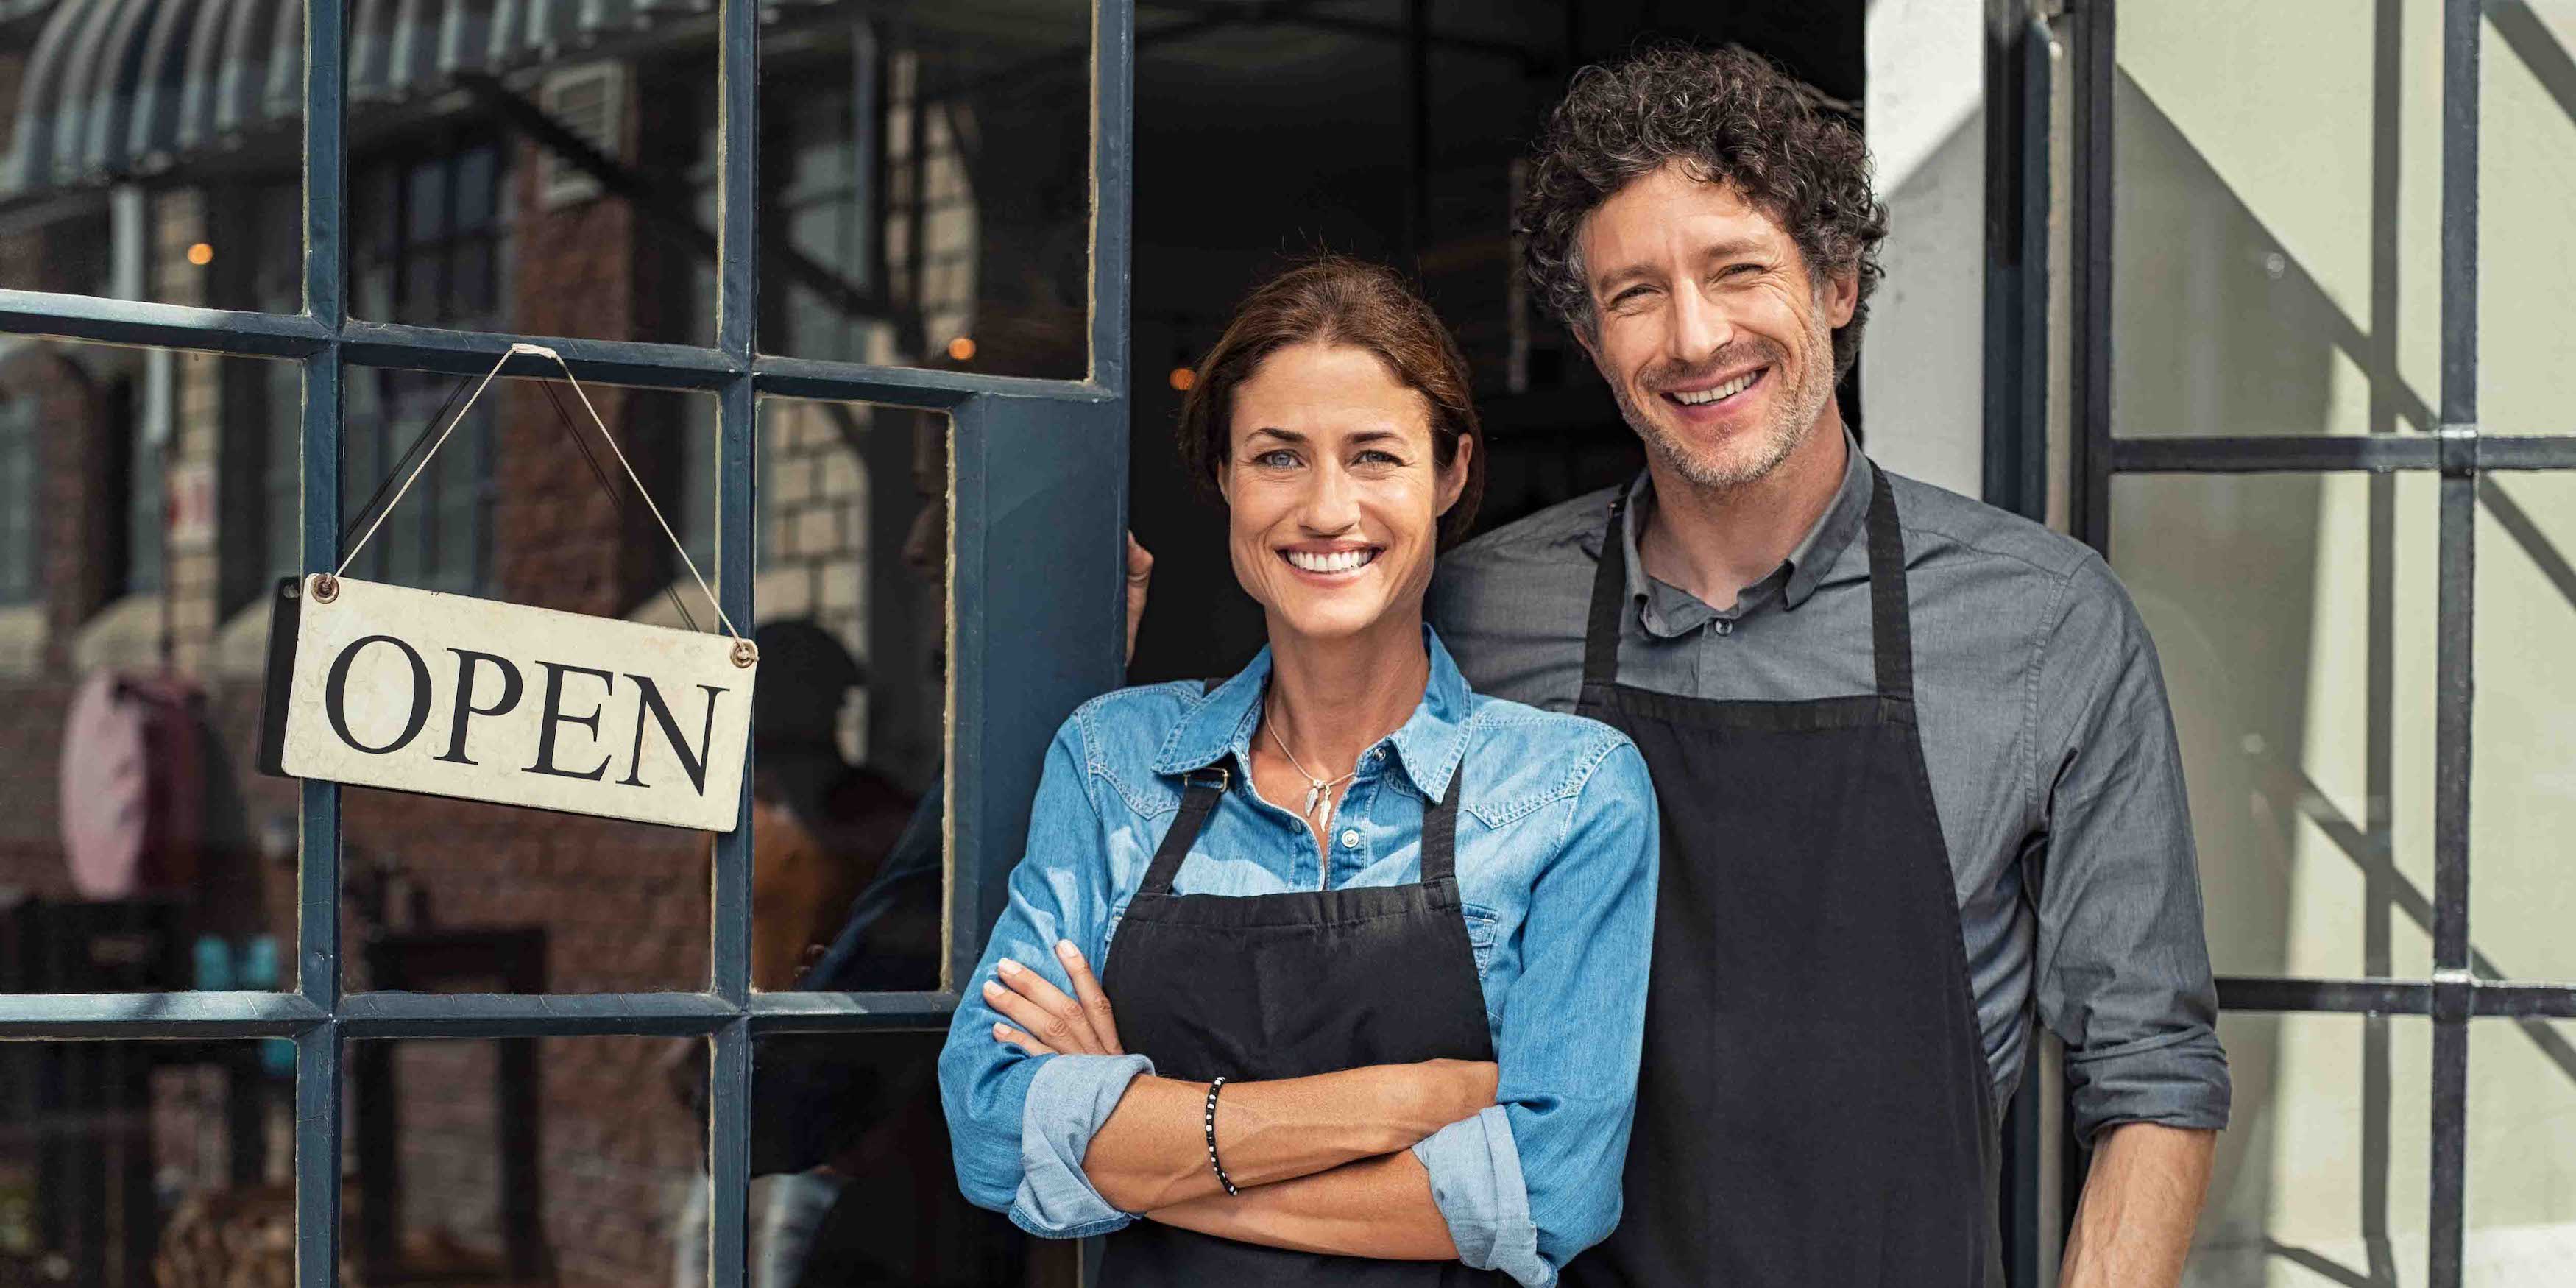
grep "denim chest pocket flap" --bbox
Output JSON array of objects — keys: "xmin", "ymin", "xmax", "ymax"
[{"xmin": 1461, "ymin": 903, "xmax": 1500, "ymax": 979}]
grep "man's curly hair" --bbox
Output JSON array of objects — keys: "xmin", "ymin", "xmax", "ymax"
[{"xmin": 1520, "ymin": 44, "xmax": 1889, "ymax": 380}]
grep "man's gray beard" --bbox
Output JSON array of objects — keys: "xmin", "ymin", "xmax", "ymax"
[{"xmin": 1607, "ymin": 353, "xmax": 1831, "ymax": 493}]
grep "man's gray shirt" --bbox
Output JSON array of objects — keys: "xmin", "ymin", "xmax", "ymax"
[{"xmin": 1428, "ymin": 439, "xmax": 2229, "ymax": 1142}]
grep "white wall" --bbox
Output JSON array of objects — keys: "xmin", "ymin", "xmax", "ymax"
[{"xmin": 1861, "ymin": 0, "xmax": 1988, "ymax": 497}]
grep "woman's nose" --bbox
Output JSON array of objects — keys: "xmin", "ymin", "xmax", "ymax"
[{"xmin": 1299, "ymin": 461, "xmax": 1362, "ymax": 531}]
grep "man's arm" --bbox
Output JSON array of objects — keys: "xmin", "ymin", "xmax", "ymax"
[
  {"xmin": 2060, "ymin": 1123, "xmax": 2215, "ymax": 1288},
  {"xmin": 2029, "ymin": 555, "xmax": 2232, "ymax": 1283}
]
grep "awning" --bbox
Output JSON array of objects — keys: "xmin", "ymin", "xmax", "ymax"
[{"xmin": 0, "ymin": 0, "xmax": 732, "ymax": 200}]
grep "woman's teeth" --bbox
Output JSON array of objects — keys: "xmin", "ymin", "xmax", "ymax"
[
  {"xmin": 1671, "ymin": 369, "xmax": 1761, "ymax": 406},
  {"xmin": 1284, "ymin": 548, "xmax": 1378, "ymax": 574}
]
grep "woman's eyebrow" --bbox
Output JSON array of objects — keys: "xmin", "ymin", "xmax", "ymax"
[{"xmin": 1245, "ymin": 426, "xmax": 1306, "ymax": 445}]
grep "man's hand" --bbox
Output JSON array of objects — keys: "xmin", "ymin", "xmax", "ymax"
[
  {"xmin": 2060, "ymin": 1122, "xmax": 2215, "ymax": 1288},
  {"xmin": 1125, "ymin": 531, "xmax": 1153, "ymax": 667}
]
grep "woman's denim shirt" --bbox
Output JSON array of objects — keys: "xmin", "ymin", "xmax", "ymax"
[{"xmin": 937, "ymin": 627, "xmax": 1658, "ymax": 1288}]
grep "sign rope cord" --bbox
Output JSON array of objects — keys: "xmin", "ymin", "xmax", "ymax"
[{"xmin": 332, "ymin": 343, "xmax": 742, "ymax": 641}]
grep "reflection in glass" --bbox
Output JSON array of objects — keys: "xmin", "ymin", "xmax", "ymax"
[
  {"xmin": 351, "ymin": 1036, "xmax": 698, "ymax": 1285},
  {"xmin": 0, "ymin": 1, "xmax": 306, "ymax": 313},
  {"xmin": 336, "ymin": 374, "xmax": 721, "ymax": 994},
  {"xmin": 749, "ymin": 399, "xmax": 947, "ymax": 994},
  {"xmin": 2110, "ymin": 472, "xmax": 2441, "ymax": 981},
  {"xmin": 2471, "ymin": 473, "xmax": 2576, "ymax": 981},
  {"xmin": 2191, "ymin": 1012, "xmax": 2429, "ymax": 1286},
  {"xmin": 740, "ymin": 1032, "xmax": 1076, "ymax": 1287},
  {"xmin": 1, "ymin": 1040, "xmax": 299, "ymax": 1287},
  {"xmin": 757, "ymin": 1, "xmax": 1092, "ymax": 378},
  {"xmin": 2466, "ymin": 1021, "xmax": 2576, "ymax": 1275},
  {"xmin": 2112, "ymin": 0, "xmax": 2440, "ymax": 439},
  {"xmin": 0, "ymin": 339, "xmax": 299, "ymax": 994}
]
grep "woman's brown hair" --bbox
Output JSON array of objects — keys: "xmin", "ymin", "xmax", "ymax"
[{"xmin": 1175, "ymin": 255, "xmax": 1486, "ymax": 548}]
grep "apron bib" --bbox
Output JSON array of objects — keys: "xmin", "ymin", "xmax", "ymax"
[
  {"xmin": 1097, "ymin": 721, "xmax": 1507, "ymax": 1287},
  {"xmin": 1561, "ymin": 465, "xmax": 2002, "ymax": 1288}
]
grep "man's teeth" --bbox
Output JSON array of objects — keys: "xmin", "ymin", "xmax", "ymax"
[
  {"xmin": 1672, "ymin": 369, "xmax": 1760, "ymax": 406},
  {"xmin": 1285, "ymin": 548, "xmax": 1378, "ymax": 573}
]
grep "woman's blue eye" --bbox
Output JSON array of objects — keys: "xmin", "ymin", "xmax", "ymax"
[
  {"xmin": 1356, "ymin": 450, "xmax": 1401, "ymax": 465},
  {"xmin": 1255, "ymin": 449, "xmax": 1298, "ymax": 467}
]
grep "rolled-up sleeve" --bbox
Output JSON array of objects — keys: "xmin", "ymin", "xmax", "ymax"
[
  {"xmin": 1413, "ymin": 738, "xmax": 1659, "ymax": 1287},
  {"xmin": 937, "ymin": 717, "xmax": 1151, "ymax": 1237},
  {"xmin": 2032, "ymin": 555, "xmax": 2232, "ymax": 1144}
]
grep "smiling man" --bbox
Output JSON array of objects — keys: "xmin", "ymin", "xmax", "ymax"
[{"xmin": 1429, "ymin": 45, "xmax": 2229, "ymax": 1288}]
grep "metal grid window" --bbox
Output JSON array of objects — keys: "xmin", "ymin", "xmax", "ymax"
[
  {"xmin": 0, "ymin": 4, "xmax": 1138, "ymax": 1287},
  {"xmin": 2060, "ymin": 3, "xmax": 2576, "ymax": 1286}
]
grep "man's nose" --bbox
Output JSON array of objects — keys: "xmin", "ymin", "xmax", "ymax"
[{"xmin": 1668, "ymin": 282, "xmax": 1733, "ymax": 367}]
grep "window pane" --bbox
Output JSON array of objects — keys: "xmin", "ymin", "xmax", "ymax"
[
  {"xmin": 2113, "ymin": 0, "xmax": 2442, "ymax": 439},
  {"xmin": 2109, "ymin": 473, "xmax": 2440, "ymax": 980},
  {"xmin": 756, "ymin": 2, "xmax": 1092, "ymax": 378},
  {"xmin": 749, "ymin": 398, "xmax": 947, "ymax": 992},
  {"xmin": 0, "ymin": 338, "xmax": 299, "ymax": 995},
  {"xmin": 2483, "ymin": 6, "xmax": 2576, "ymax": 436},
  {"xmin": 345, "ymin": 29, "xmax": 713, "ymax": 344},
  {"xmin": 0, "ymin": 10, "xmax": 306, "ymax": 315},
  {"xmin": 338, "ymin": 371, "xmax": 721, "ymax": 994},
  {"xmin": 748, "ymin": 1031, "xmax": 1077, "ymax": 1284},
  {"xmin": 2471, "ymin": 473, "xmax": 2576, "ymax": 980},
  {"xmin": 352, "ymin": 1036, "xmax": 698, "ymax": 1284},
  {"xmin": 2192, "ymin": 1012, "xmax": 2431, "ymax": 1285},
  {"xmin": 2466, "ymin": 1019, "xmax": 2576, "ymax": 1278},
  {"xmin": 1, "ymin": 1040, "xmax": 298, "ymax": 1286}
]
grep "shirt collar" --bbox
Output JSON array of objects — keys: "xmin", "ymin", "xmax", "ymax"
[
  {"xmin": 1614, "ymin": 428, "xmax": 1872, "ymax": 620},
  {"xmin": 1150, "ymin": 623, "xmax": 1474, "ymax": 804}
]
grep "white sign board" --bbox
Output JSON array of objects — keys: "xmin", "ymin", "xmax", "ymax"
[{"xmin": 258, "ymin": 573, "xmax": 756, "ymax": 832}]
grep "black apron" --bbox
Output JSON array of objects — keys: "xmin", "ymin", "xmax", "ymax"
[
  {"xmin": 1561, "ymin": 465, "xmax": 2002, "ymax": 1288},
  {"xmin": 1096, "ymin": 722, "xmax": 1507, "ymax": 1287}
]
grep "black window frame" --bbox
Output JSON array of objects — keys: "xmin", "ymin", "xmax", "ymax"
[
  {"xmin": 2042, "ymin": 4, "xmax": 2576, "ymax": 1287},
  {"xmin": 0, "ymin": 4, "xmax": 1138, "ymax": 1287}
]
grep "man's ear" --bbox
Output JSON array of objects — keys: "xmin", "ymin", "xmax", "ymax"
[
  {"xmin": 1823, "ymin": 267, "xmax": 1860, "ymax": 329},
  {"xmin": 1437, "ymin": 434, "xmax": 1475, "ymax": 515}
]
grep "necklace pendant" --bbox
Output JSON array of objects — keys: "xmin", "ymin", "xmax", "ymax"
[{"xmin": 1302, "ymin": 782, "xmax": 1325, "ymax": 820}]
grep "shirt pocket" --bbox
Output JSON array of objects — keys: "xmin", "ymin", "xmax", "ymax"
[{"xmin": 1461, "ymin": 903, "xmax": 1501, "ymax": 980}]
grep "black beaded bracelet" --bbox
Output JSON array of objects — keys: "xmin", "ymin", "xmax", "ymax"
[{"xmin": 1203, "ymin": 1076, "xmax": 1239, "ymax": 1197}]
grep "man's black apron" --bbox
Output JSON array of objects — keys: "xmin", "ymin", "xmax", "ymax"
[
  {"xmin": 1561, "ymin": 465, "xmax": 2002, "ymax": 1288},
  {"xmin": 1097, "ymin": 729, "xmax": 1508, "ymax": 1286}
]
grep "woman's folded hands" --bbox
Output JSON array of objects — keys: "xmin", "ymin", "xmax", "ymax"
[{"xmin": 984, "ymin": 941, "xmax": 1497, "ymax": 1214}]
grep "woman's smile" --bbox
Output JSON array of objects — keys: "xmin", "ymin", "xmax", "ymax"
[{"xmin": 1278, "ymin": 542, "xmax": 1384, "ymax": 579}]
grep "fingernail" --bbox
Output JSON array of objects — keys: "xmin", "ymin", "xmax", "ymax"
[
  {"xmin": 1055, "ymin": 940, "xmax": 1079, "ymax": 960},
  {"xmin": 997, "ymin": 958, "xmax": 1021, "ymax": 976},
  {"xmin": 993, "ymin": 1022, "xmax": 1009, "ymax": 1038},
  {"xmin": 982, "ymin": 980, "xmax": 1004, "ymax": 997}
]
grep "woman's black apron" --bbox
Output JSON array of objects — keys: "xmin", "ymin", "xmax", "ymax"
[
  {"xmin": 1560, "ymin": 465, "xmax": 2002, "ymax": 1288},
  {"xmin": 1095, "ymin": 726, "xmax": 1509, "ymax": 1287}
]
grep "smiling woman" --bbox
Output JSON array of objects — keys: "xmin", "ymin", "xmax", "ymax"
[{"xmin": 937, "ymin": 256, "xmax": 1660, "ymax": 1287}]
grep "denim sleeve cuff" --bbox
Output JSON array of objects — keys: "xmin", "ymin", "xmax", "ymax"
[
  {"xmin": 1412, "ymin": 1105, "xmax": 1549, "ymax": 1287},
  {"xmin": 2065, "ymin": 1028, "xmax": 2232, "ymax": 1145},
  {"xmin": 1009, "ymin": 1052, "xmax": 1156, "ymax": 1238}
]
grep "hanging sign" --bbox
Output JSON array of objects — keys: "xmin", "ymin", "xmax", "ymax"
[{"xmin": 258, "ymin": 344, "xmax": 757, "ymax": 832}]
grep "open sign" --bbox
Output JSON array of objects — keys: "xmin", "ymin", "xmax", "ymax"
[{"xmin": 258, "ymin": 573, "xmax": 756, "ymax": 832}]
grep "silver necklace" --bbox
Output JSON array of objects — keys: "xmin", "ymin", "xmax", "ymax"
[{"xmin": 1264, "ymin": 704, "xmax": 1358, "ymax": 825}]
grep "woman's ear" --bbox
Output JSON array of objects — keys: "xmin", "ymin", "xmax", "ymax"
[{"xmin": 1435, "ymin": 433, "xmax": 1474, "ymax": 515}]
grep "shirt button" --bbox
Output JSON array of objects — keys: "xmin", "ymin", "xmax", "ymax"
[
  {"xmin": 1340, "ymin": 829, "xmax": 1361, "ymax": 849},
  {"xmin": 1713, "ymin": 619, "xmax": 1734, "ymax": 637}
]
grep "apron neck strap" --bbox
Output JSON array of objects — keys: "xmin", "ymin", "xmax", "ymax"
[
  {"xmin": 1861, "ymin": 464, "xmax": 1915, "ymax": 704},
  {"xmin": 1138, "ymin": 769, "xmax": 1465, "ymax": 895},
  {"xmin": 1580, "ymin": 463, "xmax": 1917, "ymax": 704},
  {"xmin": 1579, "ymin": 490, "xmax": 1632, "ymax": 690}
]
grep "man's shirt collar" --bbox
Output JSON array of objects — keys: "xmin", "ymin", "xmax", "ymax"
[
  {"xmin": 1610, "ymin": 428, "xmax": 1872, "ymax": 636},
  {"xmin": 1151, "ymin": 623, "xmax": 1473, "ymax": 804}
]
